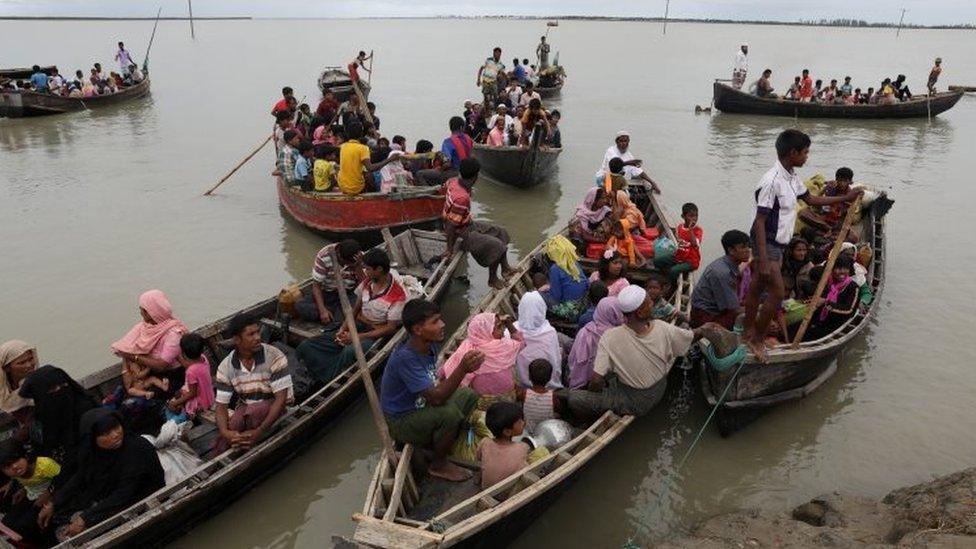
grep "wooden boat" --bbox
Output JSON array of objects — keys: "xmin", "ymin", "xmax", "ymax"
[
  {"xmin": 471, "ymin": 128, "xmax": 561, "ymax": 188},
  {"xmin": 713, "ymin": 81, "xmax": 964, "ymax": 119},
  {"xmin": 948, "ymin": 85, "xmax": 976, "ymax": 93},
  {"xmin": 535, "ymin": 81, "xmax": 563, "ymax": 99},
  {"xmin": 59, "ymin": 229, "xmax": 464, "ymax": 548},
  {"xmin": 352, "ymin": 187, "xmax": 691, "ymax": 548},
  {"xmin": 0, "ymin": 76, "xmax": 151, "ymax": 118},
  {"xmin": 698, "ymin": 191, "xmax": 894, "ymax": 436},
  {"xmin": 0, "ymin": 65, "xmax": 57, "ymax": 80},
  {"xmin": 318, "ymin": 67, "xmax": 370, "ymax": 102},
  {"xmin": 276, "ymin": 175, "xmax": 446, "ymax": 239}
]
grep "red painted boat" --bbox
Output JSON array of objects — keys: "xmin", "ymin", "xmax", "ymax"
[{"xmin": 275, "ymin": 176, "xmax": 445, "ymax": 238}]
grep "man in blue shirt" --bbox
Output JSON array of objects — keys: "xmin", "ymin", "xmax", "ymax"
[
  {"xmin": 380, "ymin": 299, "xmax": 482, "ymax": 482},
  {"xmin": 29, "ymin": 65, "xmax": 49, "ymax": 92},
  {"xmin": 512, "ymin": 57, "xmax": 527, "ymax": 85},
  {"xmin": 417, "ymin": 116, "xmax": 471, "ymax": 187}
]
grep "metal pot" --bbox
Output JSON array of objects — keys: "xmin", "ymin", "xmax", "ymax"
[{"xmin": 518, "ymin": 419, "xmax": 575, "ymax": 450}]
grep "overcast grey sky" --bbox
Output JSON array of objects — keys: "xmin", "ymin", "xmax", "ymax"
[{"xmin": 1, "ymin": 0, "xmax": 974, "ymax": 26}]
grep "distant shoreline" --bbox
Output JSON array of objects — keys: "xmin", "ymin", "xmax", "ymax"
[{"xmin": 0, "ymin": 15, "xmax": 972, "ymax": 29}]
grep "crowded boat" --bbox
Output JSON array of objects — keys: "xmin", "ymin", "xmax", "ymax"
[{"xmin": 0, "ymin": 42, "xmax": 145, "ymax": 98}]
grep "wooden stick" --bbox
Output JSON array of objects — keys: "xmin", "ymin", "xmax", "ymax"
[
  {"xmin": 791, "ymin": 195, "xmax": 862, "ymax": 348},
  {"xmin": 203, "ymin": 133, "xmax": 273, "ymax": 195},
  {"xmin": 367, "ymin": 49, "xmax": 374, "ymax": 86},
  {"xmin": 327, "ymin": 248, "xmax": 397, "ymax": 462}
]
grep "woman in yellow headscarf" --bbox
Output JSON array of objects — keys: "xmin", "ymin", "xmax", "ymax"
[{"xmin": 543, "ymin": 235, "xmax": 590, "ymax": 319}]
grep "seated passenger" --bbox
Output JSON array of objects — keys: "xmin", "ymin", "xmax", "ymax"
[
  {"xmin": 544, "ymin": 109, "xmax": 562, "ymax": 148},
  {"xmin": 0, "ymin": 438, "xmax": 60, "ymax": 541},
  {"xmin": 755, "ymin": 68, "xmax": 775, "ymax": 97},
  {"xmin": 666, "ymin": 202, "xmax": 704, "ymax": 278},
  {"xmin": 646, "ymin": 272, "xmax": 687, "ymax": 324},
  {"xmin": 487, "ymin": 116, "xmax": 507, "ymax": 147},
  {"xmin": 111, "ymin": 290, "xmax": 188, "ymax": 398},
  {"xmin": 803, "ymin": 256, "xmax": 859, "ymax": 341},
  {"xmin": 378, "ymin": 149, "xmax": 414, "ymax": 193},
  {"xmin": 518, "ymin": 98, "xmax": 550, "ymax": 146},
  {"xmin": 517, "ymin": 359, "xmax": 558, "ymax": 434},
  {"xmin": 440, "ymin": 312, "xmax": 523, "ymax": 398},
  {"xmin": 568, "ymin": 187, "xmax": 612, "ymax": 244},
  {"xmin": 337, "ymin": 122, "xmax": 400, "ymax": 195},
  {"xmin": 296, "ymin": 239, "xmax": 365, "ymax": 325},
  {"xmin": 293, "ymin": 140, "xmax": 314, "ymax": 191},
  {"xmin": 781, "ymin": 237, "xmax": 815, "ymax": 300},
  {"xmin": 576, "ymin": 281, "xmax": 609, "ymax": 328},
  {"xmin": 476, "ymin": 401, "xmax": 528, "ymax": 489},
  {"xmin": 606, "ymin": 219, "xmax": 646, "ymax": 267},
  {"xmin": 0, "ymin": 340, "xmax": 38, "ymax": 434},
  {"xmin": 565, "ymin": 286, "xmax": 712, "ymax": 420},
  {"xmin": 543, "ymin": 235, "xmax": 590, "ymax": 319},
  {"xmin": 165, "ymin": 333, "xmax": 214, "ymax": 423},
  {"xmin": 17, "ymin": 366, "xmax": 96, "ymax": 477},
  {"xmin": 567, "ymin": 297, "xmax": 624, "ymax": 390},
  {"xmin": 381, "ymin": 300, "xmax": 481, "ymax": 482},
  {"xmin": 589, "ymin": 250, "xmax": 630, "ymax": 297},
  {"xmin": 39, "ymin": 409, "xmax": 164, "ymax": 542},
  {"xmin": 514, "ymin": 292, "xmax": 563, "ymax": 389},
  {"xmin": 297, "ymin": 249, "xmax": 405, "ymax": 385},
  {"xmin": 312, "ymin": 144, "xmax": 339, "ymax": 192},
  {"xmin": 213, "ymin": 314, "xmax": 292, "ymax": 453},
  {"xmin": 690, "ymin": 230, "xmax": 751, "ymax": 329},
  {"xmin": 798, "ymin": 167, "xmax": 857, "ymax": 239}
]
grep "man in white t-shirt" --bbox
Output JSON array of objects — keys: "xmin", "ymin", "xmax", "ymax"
[
  {"xmin": 743, "ymin": 129, "xmax": 861, "ymax": 361},
  {"xmin": 518, "ymin": 82, "xmax": 541, "ymax": 107}
]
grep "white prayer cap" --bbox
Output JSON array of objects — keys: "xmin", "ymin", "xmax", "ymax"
[
  {"xmin": 617, "ymin": 285, "xmax": 647, "ymax": 314},
  {"xmin": 615, "ymin": 130, "xmax": 630, "ymax": 139},
  {"xmin": 841, "ymin": 242, "xmax": 856, "ymax": 254},
  {"xmin": 497, "ymin": 103, "xmax": 509, "ymax": 109},
  {"xmin": 741, "ymin": 42, "xmax": 749, "ymax": 47}
]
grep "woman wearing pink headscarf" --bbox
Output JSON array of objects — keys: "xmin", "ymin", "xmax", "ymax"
[
  {"xmin": 567, "ymin": 297, "xmax": 624, "ymax": 389},
  {"xmin": 439, "ymin": 312, "xmax": 524, "ymax": 397},
  {"xmin": 111, "ymin": 290, "xmax": 188, "ymax": 377}
]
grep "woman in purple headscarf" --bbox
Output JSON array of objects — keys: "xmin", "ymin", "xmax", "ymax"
[
  {"xmin": 569, "ymin": 187, "xmax": 612, "ymax": 243},
  {"xmin": 566, "ymin": 297, "xmax": 625, "ymax": 389}
]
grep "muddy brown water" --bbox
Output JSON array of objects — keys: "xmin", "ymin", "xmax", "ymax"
[{"xmin": 2, "ymin": 18, "xmax": 975, "ymax": 548}]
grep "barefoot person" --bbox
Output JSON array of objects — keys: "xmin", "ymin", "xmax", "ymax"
[
  {"xmin": 743, "ymin": 130, "xmax": 861, "ymax": 360},
  {"xmin": 381, "ymin": 300, "xmax": 482, "ymax": 482},
  {"xmin": 442, "ymin": 158, "xmax": 516, "ymax": 289}
]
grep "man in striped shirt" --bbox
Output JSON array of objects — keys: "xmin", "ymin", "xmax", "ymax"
[
  {"xmin": 296, "ymin": 239, "xmax": 364, "ymax": 325},
  {"xmin": 213, "ymin": 313, "xmax": 293, "ymax": 453}
]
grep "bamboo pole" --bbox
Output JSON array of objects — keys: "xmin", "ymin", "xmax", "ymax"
[
  {"xmin": 188, "ymin": 0, "xmax": 195, "ymax": 39},
  {"xmin": 327, "ymin": 248, "xmax": 398, "ymax": 461},
  {"xmin": 367, "ymin": 49, "xmax": 374, "ymax": 86},
  {"xmin": 203, "ymin": 133, "xmax": 273, "ymax": 195},
  {"xmin": 791, "ymin": 195, "xmax": 863, "ymax": 348}
]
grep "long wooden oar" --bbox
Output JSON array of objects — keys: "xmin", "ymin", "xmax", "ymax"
[
  {"xmin": 791, "ymin": 194, "xmax": 863, "ymax": 348},
  {"xmin": 203, "ymin": 132, "xmax": 273, "ymax": 196}
]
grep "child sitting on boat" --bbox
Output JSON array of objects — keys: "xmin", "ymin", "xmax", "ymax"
[
  {"xmin": 165, "ymin": 334, "xmax": 214, "ymax": 424},
  {"xmin": 646, "ymin": 273, "xmax": 687, "ymax": 325},
  {"xmin": 517, "ymin": 360, "xmax": 558, "ymax": 434},
  {"xmin": 477, "ymin": 401, "xmax": 529, "ymax": 490}
]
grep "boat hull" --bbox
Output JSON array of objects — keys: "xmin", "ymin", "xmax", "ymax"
[
  {"xmin": 318, "ymin": 68, "xmax": 370, "ymax": 102},
  {"xmin": 276, "ymin": 176, "xmax": 445, "ymax": 238},
  {"xmin": 0, "ymin": 77, "xmax": 151, "ymax": 118},
  {"xmin": 471, "ymin": 143, "xmax": 561, "ymax": 188},
  {"xmin": 713, "ymin": 81, "xmax": 964, "ymax": 119},
  {"xmin": 536, "ymin": 82, "xmax": 563, "ymax": 98}
]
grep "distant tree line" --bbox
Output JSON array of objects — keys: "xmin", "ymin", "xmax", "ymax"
[{"xmin": 428, "ymin": 14, "xmax": 976, "ymax": 30}]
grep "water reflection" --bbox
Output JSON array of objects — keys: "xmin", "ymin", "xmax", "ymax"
[{"xmin": 472, "ymin": 170, "xmax": 562, "ymax": 257}]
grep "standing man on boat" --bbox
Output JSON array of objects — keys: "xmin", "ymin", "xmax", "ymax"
[
  {"xmin": 477, "ymin": 47, "xmax": 505, "ymax": 105},
  {"xmin": 115, "ymin": 41, "xmax": 134, "ymax": 73},
  {"xmin": 732, "ymin": 43, "xmax": 748, "ymax": 90},
  {"xmin": 417, "ymin": 116, "xmax": 471, "ymax": 187},
  {"xmin": 742, "ymin": 130, "xmax": 862, "ymax": 361},
  {"xmin": 381, "ymin": 299, "xmax": 482, "ymax": 482},
  {"xmin": 348, "ymin": 50, "xmax": 372, "ymax": 94},
  {"xmin": 595, "ymin": 131, "xmax": 660, "ymax": 193},
  {"xmin": 928, "ymin": 57, "xmax": 943, "ymax": 94},
  {"xmin": 537, "ymin": 36, "xmax": 551, "ymax": 70}
]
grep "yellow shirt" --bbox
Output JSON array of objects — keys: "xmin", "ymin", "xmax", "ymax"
[
  {"xmin": 338, "ymin": 140, "xmax": 371, "ymax": 195},
  {"xmin": 16, "ymin": 456, "xmax": 60, "ymax": 500},
  {"xmin": 313, "ymin": 159, "xmax": 337, "ymax": 192}
]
